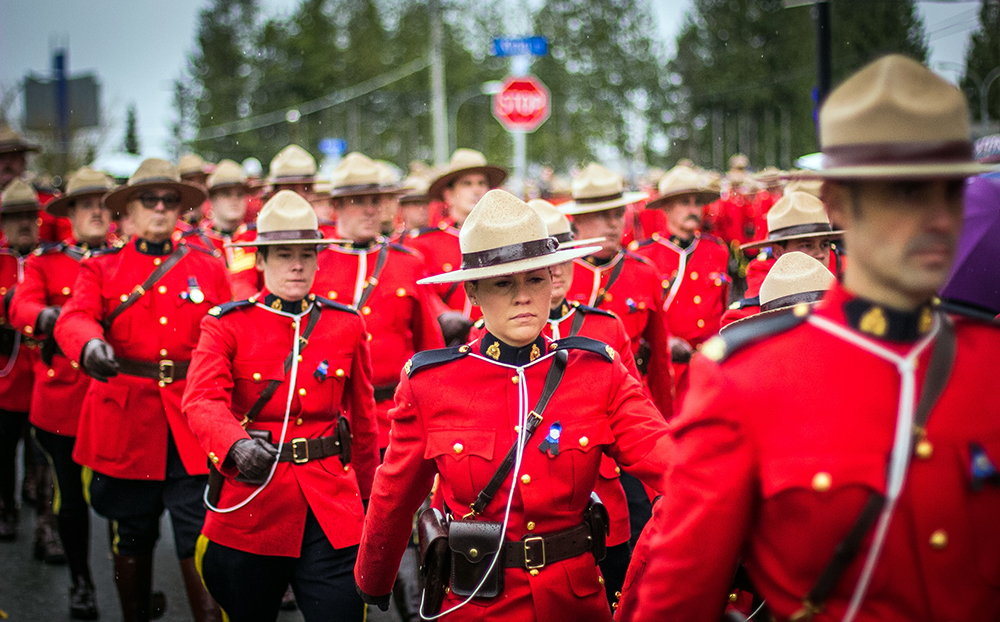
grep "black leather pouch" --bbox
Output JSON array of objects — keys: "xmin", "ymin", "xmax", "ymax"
[
  {"xmin": 336, "ymin": 416, "xmax": 352, "ymax": 466},
  {"xmin": 448, "ymin": 520, "xmax": 504, "ymax": 598},
  {"xmin": 585, "ymin": 491, "xmax": 609, "ymax": 562},
  {"xmin": 417, "ymin": 507, "xmax": 451, "ymax": 616}
]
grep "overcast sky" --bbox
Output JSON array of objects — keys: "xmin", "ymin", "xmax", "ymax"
[{"xmin": 0, "ymin": 0, "xmax": 983, "ymax": 161}]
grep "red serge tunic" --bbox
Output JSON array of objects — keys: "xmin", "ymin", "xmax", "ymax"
[
  {"xmin": 181, "ymin": 292, "xmax": 379, "ymax": 556},
  {"xmin": 10, "ymin": 241, "xmax": 107, "ymax": 435},
  {"xmin": 621, "ymin": 283, "xmax": 1000, "ymax": 622},
  {"xmin": 355, "ymin": 332, "xmax": 672, "ymax": 621},
  {"xmin": 54, "ymin": 238, "xmax": 231, "ymax": 479},
  {"xmin": 0, "ymin": 248, "xmax": 38, "ymax": 413},
  {"xmin": 312, "ymin": 240, "xmax": 444, "ymax": 448}
]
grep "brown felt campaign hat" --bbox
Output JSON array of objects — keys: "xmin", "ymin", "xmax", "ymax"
[
  {"xmin": 645, "ymin": 165, "xmax": 719, "ymax": 210},
  {"xmin": 418, "ymin": 190, "xmax": 600, "ymax": 285},
  {"xmin": 0, "ymin": 178, "xmax": 41, "ymax": 215},
  {"xmin": 102, "ymin": 158, "xmax": 207, "ymax": 217},
  {"xmin": 796, "ymin": 55, "xmax": 995, "ymax": 180},
  {"xmin": 398, "ymin": 174, "xmax": 431, "ymax": 204},
  {"xmin": 328, "ymin": 153, "xmax": 405, "ymax": 199},
  {"xmin": 178, "ymin": 153, "xmax": 211, "ymax": 179},
  {"xmin": 427, "ymin": 149, "xmax": 507, "ymax": 202},
  {"xmin": 228, "ymin": 190, "xmax": 344, "ymax": 247},
  {"xmin": 740, "ymin": 191, "xmax": 843, "ymax": 250},
  {"xmin": 0, "ymin": 125, "xmax": 40, "ymax": 155},
  {"xmin": 526, "ymin": 199, "xmax": 604, "ymax": 249},
  {"xmin": 207, "ymin": 159, "xmax": 250, "ymax": 193},
  {"xmin": 558, "ymin": 163, "xmax": 648, "ymax": 215},
  {"xmin": 46, "ymin": 167, "xmax": 115, "ymax": 217},
  {"xmin": 267, "ymin": 145, "xmax": 317, "ymax": 185}
]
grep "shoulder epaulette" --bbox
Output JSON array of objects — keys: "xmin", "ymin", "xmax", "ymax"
[
  {"xmin": 242, "ymin": 222, "xmax": 257, "ymax": 232},
  {"xmin": 728, "ymin": 296, "xmax": 760, "ymax": 310},
  {"xmin": 702, "ymin": 305, "xmax": 810, "ymax": 363},
  {"xmin": 700, "ymin": 233, "xmax": 726, "ymax": 246},
  {"xmin": 938, "ymin": 299, "xmax": 1000, "ymax": 326},
  {"xmin": 549, "ymin": 335, "xmax": 616, "ymax": 362},
  {"xmin": 207, "ymin": 299, "xmax": 254, "ymax": 318},
  {"xmin": 410, "ymin": 225, "xmax": 445, "ymax": 238},
  {"xmin": 405, "ymin": 345, "xmax": 470, "ymax": 377},
  {"xmin": 90, "ymin": 244, "xmax": 124, "ymax": 257},
  {"xmin": 183, "ymin": 240, "xmax": 219, "ymax": 256},
  {"xmin": 179, "ymin": 227, "xmax": 203, "ymax": 238},
  {"xmin": 572, "ymin": 301, "xmax": 615, "ymax": 318},
  {"xmin": 624, "ymin": 250, "xmax": 655, "ymax": 267},
  {"xmin": 388, "ymin": 242, "xmax": 420, "ymax": 257},
  {"xmin": 314, "ymin": 295, "xmax": 359, "ymax": 315}
]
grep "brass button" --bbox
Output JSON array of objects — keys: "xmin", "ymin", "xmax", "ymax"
[
  {"xmin": 159, "ymin": 348, "xmax": 168, "ymax": 357},
  {"xmin": 344, "ymin": 465, "xmax": 350, "ymax": 472},
  {"xmin": 61, "ymin": 286, "xmax": 71, "ymax": 295},
  {"xmin": 70, "ymin": 361, "xmax": 79, "ymax": 369},
  {"xmin": 158, "ymin": 381, "xmax": 166, "ymax": 388},
  {"xmin": 929, "ymin": 529, "xmax": 948, "ymax": 549},
  {"xmin": 469, "ymin": 548, "xmax": 478, "ymax": 559},
  {"xmin": 811, "ymin": 472, "xmax": 832, "ymax": 492},
  {"xmin": 153, "ymin": 258, "xmax": 162, "ymax": 266},
  {"xmin": 598, "ymin": 576, "xmax": 605, "ymax": 585},
  {"xmin": 361, "ymin": 306, "xmax": 371, "ymax": 315},
  {"xmin": 729, "ymin": 592, "xmax": 738, "ymax": 603},
  {"xmin": 296, "ymin": 418, "xmax": 304, "ymax": 426},
  {"xmin": 442, "ymin": 262, "xmax": 453, "ymax": 272},
  {"xmin": 297, "ymin": 355, "xmax": 303, "ymax": 362},
  {"xmin": 615, "ymin": 466, "xmax": 621, "ymax": 475},
  {"xmin": 335, "ymin": 369, "xmax": 345, "ymax": 378},
  {"xmin": 529, "ymin": 569, "xmax": 539, "ymax": 577},
  {"xmin": 396, "ymin": 287, "xmax": 406, "ymax": 297},
  {"xmin": 690, "ymin": 271, "xmax": 699, "ymax": 280},
  {"xmin": 604, "ymin": 292, "xmax": 613, "ymax": 302},
  {"xmin": 693, "ymin": 295, "xmax": 702, "ymax": 304},
  {"xmin": 578, "ymin": 436, "xmax": 589, "ymax": 448},
  {"xmin": 120, "ymin": 294, "xmax": 128, "ymax": 302},
  {"xmin": 511, "ymin": 376, "xmax": 519, "ymax": 385},
  {"xmin": 453, "ymin": 442, "xmax": 464, "ymax": 454},
  {"xmin": 208, "ymin": 451, "xmax": 219, "ymax": 465},
  {"xmin": 697, "ymin": 319, "xmax": 705, "ymax": 328},
  {"xmin": 327, "ymin": 291, "xmax": 337, "ymax": 299},
  {"xmin": 520, "ymin": 474, "xmax": 531, "ymax": 485},
  {"xmin": 159, "ymin": 316, "xmax": 167, "ymax": 325},
  {"xmin": 915, "ymin": 440, "xmax": 933, "ymax": 460},
  {"xmin": 298, "ymin": 388, "xmax": 306, "ymax": 396},
  {"xmin": 47, "ymin": 368, "xmax": 55, "ymax": 378},
  {"xmin": 158, "ymin": 285, "xmax": 167, "ymax": 294},
  {"xmin": 526, "ymin": 521, "xmax": 535, "ymax": 531},
  {"xmin": 513, "ymin": 425, "xmax": 520, "ymax": 433},
  {"xmin": 252, "ymin": 372, "xmax": 262, "ymax": 381},
  {"xmin": 24, "ymin": 325, "xmax": 33, "ymax": 335}
]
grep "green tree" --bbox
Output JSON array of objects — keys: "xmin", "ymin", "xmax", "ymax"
[
  {"xmin": 123, "ymin": 103, "xmax": 140, "ymax": 155},
  {"xmin": 962, "ymin": 0, "xmax": 1000, "ymax": 125}
]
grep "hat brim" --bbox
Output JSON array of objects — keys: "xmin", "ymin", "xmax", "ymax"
[
  {"xmin": 0, "ymin": 142, "xmax": 41, "ymax": 155},
  {"xmin": 0, "ymin": 201, "xmax": 40, "ymax": 215},
  {"xmin": 226, "ymin": 237, "xmax": 346, "ymax": 248},
  {"xmin": 45, "ymin": 187, "xmax": 111, "ymax": 217},
  {"xmin": 428, "ymin": 165, "xmax": 508, "ymax": 202},
  {"xmin": 557, "ymin": 236, "xmax": 605, "ymax": 249},
  {"xmin": 718, "ymin": 301, "xmax": 819, "ymax": 334},
  {"xmin": 645, "ymin": 190, "xmax": 720, "ymax": 211},
  {"xmin": 788, "ymin": 161, "xmax": 998, "ymax": 181},
  {"xmin": 266, "ymin": 176, "xmax": 316, "ymax": 186},
  {"xmin": 329, "ymin": 186, "xmax": 406, "ymax": 199},
  {"xmin": 418, "ymin": 245, "xmax": 602, "ymax": 285},
  {"xmin": 104, "ymin": 179, "xmax": 207, "ymax": 216},
  {"xmin": 559, "ymin": 191, "xmax": 649, "ymax": 215},
  {"xmin": 739, "ymin": 229, "xmax": 845, "ymax": 251}
]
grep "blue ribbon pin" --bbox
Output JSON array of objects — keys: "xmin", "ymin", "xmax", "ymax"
[
  {"xmin": 538, "ymin": 422, "xmax": 562, "ymax": 457},
  {"xmin": 970, "ymin": 442, "xmax": 999, "ymax": 491},
  {"xmin": 314, "ymin": 359, "xmax": 329, "ymax": 382},
  {"xmin": 180, "ymin": 276, "xmax": 205, "ymax": 304}
]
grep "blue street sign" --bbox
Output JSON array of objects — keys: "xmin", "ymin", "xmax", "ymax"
[
  {"xmin": 318, "ymin": 137, "xmax": 347, "ymax": 156},
  {"xmin": 492, "ymin": 36, "xmax": 548, "ymax": 58}
]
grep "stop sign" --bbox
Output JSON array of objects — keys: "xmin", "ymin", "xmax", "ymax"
[{"xmin": 492, "ymin": 75, "xmax": 551, "ymax": 133}]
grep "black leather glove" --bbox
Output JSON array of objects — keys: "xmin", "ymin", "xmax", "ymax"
[
  {"xmin": 356, "ymin": 584, "xmax": 390, "ymax": 612},
  {"xmin": 669, "ymin": 336, "xmax": 694, "ymax": 364},
  {"xmin": 35, "ymin": 305, "xmax": 61, "ymax": 335},
  {"xmin": 228, "ymin": 438, "xmax": 278, "ymax": 484},
  {"xmin": 81, "ymin": 338, "xmax": 119, "ymax": 382},
  {"xmin": 437, "ymin": 311, "xmax": 474, "ymax": 346}
]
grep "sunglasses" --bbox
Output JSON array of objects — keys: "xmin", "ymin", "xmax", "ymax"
[{"xmin": 137, "ymin": 193, "xmax": 183, "ymax": 210}]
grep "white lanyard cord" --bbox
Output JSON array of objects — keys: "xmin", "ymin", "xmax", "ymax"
[
  {"xmin": 205, "ymin": 306, "xmax": 304, "ymax": 513},
  {"xmin": 663, "ymin": 245, "xmax": 692, "ymax": 311},
  {"xmin": 807, "ymin": 314, "xmax": 938, "ymax": 622},
  {"xmin": 352, "ymin": 249, "xmax": 368, "ymax": 308}
]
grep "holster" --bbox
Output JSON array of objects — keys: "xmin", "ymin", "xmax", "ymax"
[
  {"xmin": 448, "ymin": 519, "xmax": 504, "ymax": 598},
  {"xmin": 336, "ymin": 416, "xmax": 352, "ymax": 466},
  {"xmin": 585, "ymin": 491, "xmax": 609, "ymax": 563},
  {"xmin": 417, "ymin": 507, "xmax": 451, "ymax": 617},
  {"xmin": 635, "ymin": 339, "xmax": 652, "ymax": 375}
]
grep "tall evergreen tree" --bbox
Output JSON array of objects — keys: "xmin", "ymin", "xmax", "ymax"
[
  {"xmin": 123, "ymin": 103, "xmax": 140, "ymax": 155},
  {"xmin": 962, "ymin": 0, "xmax": 1000, "ymax": 124}
]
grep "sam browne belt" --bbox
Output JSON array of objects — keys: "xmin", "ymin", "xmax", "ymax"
[{"xmin": 117, "ymin": 357, "xmax": 190, "ymax": 384}]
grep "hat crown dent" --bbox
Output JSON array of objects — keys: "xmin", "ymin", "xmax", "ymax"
[
  {"xmin": 65, "ymin": 167, "xmax": 114, "ymax": 195},
  {"xmin": 270, "ymin": 144, "xmax": 317, "ymax": 180},
  {"xmin": 526, "ymin": 198, "xmax": 572, "ymax": 237},
  {"xmin": 820, "ymin": 54, "xmax": 970, "ymax": 150},
  {"xmin": 207, "ymin": 159, "xmax": 247, "ymax": 190},
  {"xmin": 331, "ymin": 152, "xmax": 382, "ymax": 188},
  {"xmin": 460, "ymin": 190, "xmax": 550, "ymax": 255},
  {"xmin": 178, "ymin": 153, "xmax": 209, "ymax": 176},
  {"xmin": 447, "ymin": 148, "xmax": 489, "ymax": 173},
  {"xmin": 0, "ymin": 178, "xmax": 39, "ymax": 209},
  {"xmin": 256, "ymin": 189, "xmax": 320, "ymax": 235},
  {"xmin": 128, "ymin": 158, "xmax": 182, "ymax": 185},
  {"xmin": 572, "ymin": 163, "xmax": 624, "ymax": 200},
  {"xmin": 759, "ymin": 251, "xmax": 834, "ymax": 306},
  {"xmin": 767, "ymin": 191, "xmax": 830, "ymax": 231},
  {"xmin": 657, "ymin": 165, "xmax": 712, "ymax": 198}
]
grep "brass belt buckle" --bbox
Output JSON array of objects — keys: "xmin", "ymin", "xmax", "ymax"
[
  {"xmin": 523, "ymin": 536, "xmax": 546, "ymax": 570},
  {"xmin": 291, "ymin": 438, "xmax": 309, "ymax": 464},
  {"xmin": 158, "ymin": 360, "xmax": 175, "ymax": 384}
]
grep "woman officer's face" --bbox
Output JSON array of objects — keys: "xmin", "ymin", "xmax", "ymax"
[{"xmin": 465, "ymin": 269, "xmax": 552, "ymax": 347}]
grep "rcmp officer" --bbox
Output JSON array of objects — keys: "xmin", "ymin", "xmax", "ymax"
[
  {"xmin": 631, "ymin": 164, "xmax": 730, "ymax": 406},
  {"xmin": 181, "ymin": 190, "xmax": 379, "ymax": 621},
  {"xmin": 0, "ymin": 125, "xmax": 71, "ymax": 244},
  {"xmin": 401, "ymin": 148, "xmax": 507, "ymax": 343},
  {"xmin": 0, "ymin": 179, "xmax": 43, "ymax": 540},
  {"xmin": 9, "ymin": 167, "xmax": 114, "ymax": 619},
  {"xmin": 620, "ymin": 55, "xmax": 1000, "ymax": 622},
  {"xmin": 177, "ymin": 153, "xmax": 213, "ymax": 226},
  {"xmin": 393, "ymin": 174, "xmax": 433, "ymax": 244},
  {"xmin": 355, "ymin": 189, "xmax": 672, "ymax": 621},
  {"xmin": 312, "ymin": 152, "xmax": 444, "ymax": 452},
  {"xmin": 54, "ymin": 158, "xmax": 228, "ymax": 622}
]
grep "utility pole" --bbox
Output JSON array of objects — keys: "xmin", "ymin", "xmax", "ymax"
[
  {"xmin": 54, "ymin": 47, "xmax": 70, "ymax": 177},
  {"xmin": 429, "ymin": 0, "xmax": 448, "ymax": 166},
  {"xmin": 815, "ymin": 0, "xmax": 832, "ymax": 105}
]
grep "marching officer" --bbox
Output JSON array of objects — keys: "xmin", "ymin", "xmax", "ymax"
[
  {"xmin": 312, "ymin": 152, "xmax": 444, "ymax": 453},
  {"xmin": 355, "ymin": 189, "xmax": 672, "ymax": 621},
  {"xmin": 9, "ymin": 167, "xmax": 114, "ymax": 619},
  {"xmin": 54, "ymin": 158, "xmax": 228, "ymax": 622},
  {"xmin": 621, "ymin": 55, "xmax": 1000, "ymax": 622},
  {"xmin": 0, "ymin": 124, "xmax": 70, "ymax": 243},
  {"xmin": 631, "ymin": 164, "xmax": 730, "ymax": 406},
  {"xmin": 181, "ymin": 190, "xmax": 379, "ymax": 621},
  {"xmin": 401, "ymin": 149, "xmax": 507, "ymax": 343},
  {"xmin": 0, "ymin": 179, "xmax": 42, "ymax": 541},
  {"xmin": 177, "ymin": 153, "xmax": 213, "ymax": 226},
  {"xmin": 393, "ymin": 174, "xmax": 432, "ymax": 245}
]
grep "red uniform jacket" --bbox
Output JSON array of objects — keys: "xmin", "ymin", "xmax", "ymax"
[
  {"xmin": 356, "ymin": 333, "xmax": 672, "ymax": 621},
  {"xmin": 174, "ymin": 219, "xmax": 259, "ymax": 300},
  {"xmin": 312, "ymin": 240, "xmax": 444, "ymax": 448},
  {"xmin": 54, "ymin": 237, "xmax": 231, "ymax": 479},
  {"xmin": 565, "ymin": 251, "xmax": 674, "ymax": 417},
  {"xmin": 181, "ymin": 291, "xmax": 379, "ymax": 556},
  {"xmin": 621, "ymin": 283, "xmax": 1000, "ymax": 621},
  {"xmin": 9, "ymin": 241, "xmax": 106, "ymax": 435},
  {"xmin": 399, "ymin": 221, "xmax": 480, "ymax": 320},
  {"xmin": 0, "ymin": 248, "xmax": 38, "ymax": 412}
]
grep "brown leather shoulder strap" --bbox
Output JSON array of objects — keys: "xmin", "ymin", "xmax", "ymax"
[
  {"xmin": 101, "ymin": 244, "xmax": 190, "ymax": 330},
  {"xmin": 593, "ymin": 252, "xmax": 626, "ymax": 308}
]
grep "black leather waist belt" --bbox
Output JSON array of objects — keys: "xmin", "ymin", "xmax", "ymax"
[
  {"xmin": 502, "ymin": 522, "xmax": 592, "ymax": 569},
  {"xmin": 276, "ymin": 435, "xmax": 343, "ymax": 464},
  {"xmin": 373, "ymin": 382, "xmax": 398, "ymax": 403},
  {"xmin": 117, "ymin": 358, "xmax": 190, "ymax": 384}
]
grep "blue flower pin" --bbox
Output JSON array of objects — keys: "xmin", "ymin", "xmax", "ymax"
[
  {"xmin": 538, "ymin": 422, "xmax": 562, "ymax": 457},
  {"xmin": 969, "ymin": 442, "xmax": 999, "ymax": 491},
  {"xmin": 314, "ymin": 359, "xmax": 329, "ymax": 382}
]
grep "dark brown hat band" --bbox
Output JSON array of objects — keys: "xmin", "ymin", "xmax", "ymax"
[
  {"xmin": 461, "ymin": 237, "xmax": 558, "ymax": 270},
  {"xmin": 256, "ymin": 229, "xmax": 323, "ymax": 242},
  {"xmin": 822, "ymin": 140, "xmax": 972, "ymax": 168},
  {"xmin": 760, "ymin": 290, "xmax": 826, "ymax": 312},
  {"xmin": 68, "ymin": 184, "xmax": 113, "ymax": 198},
  {"xmin": 553, "ymin": 232, "xmax": 574, "ymax": 244},
  {"xmin": 768, "ymin": 222, "xmax": 834, "ymax": 240},
  {"xmin": 574, "ymin": 191, "xmax": 624, "ymax": 205}
]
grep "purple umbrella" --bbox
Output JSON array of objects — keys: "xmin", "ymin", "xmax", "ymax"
[{"xmin": 940, "ymin": 175, "xmax": 1000, "ymax": 315}]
